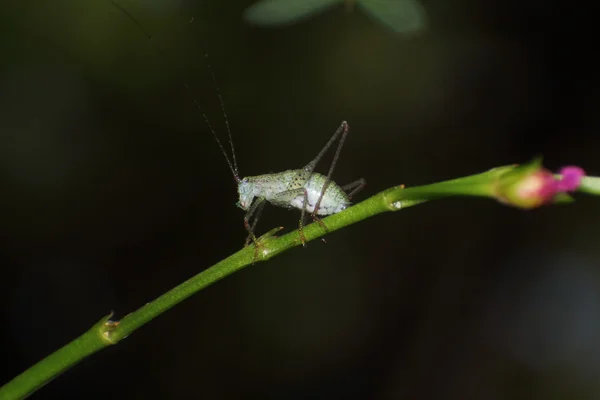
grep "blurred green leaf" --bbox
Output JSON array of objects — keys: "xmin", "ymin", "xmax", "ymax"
[
  {"xmin": 358, "ymin": 0, "xmax": 427, "ymax": 34},
  {"xmin": 244, "ymin": 0, "xmax": 342, "ymax": 25},
  {"xmin": 243, "ymin": 0, "xmax": 427, "ymax": 35}
]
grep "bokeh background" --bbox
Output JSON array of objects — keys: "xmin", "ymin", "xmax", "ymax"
[{"xmin": 1, "ymin": 0, "xmax": 599, "ymax": 398}]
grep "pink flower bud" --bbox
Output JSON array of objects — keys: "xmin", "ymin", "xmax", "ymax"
[
  {"xmin": 555, "ymin": 166, "xmax": 585, "ymax": 192},
  {"xmin": 495, "ymin": 163, "xmax": 585, "ymax": 209}
]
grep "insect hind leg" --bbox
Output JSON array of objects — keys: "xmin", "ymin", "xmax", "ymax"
[
  {"xmin": 298, "ymin": 121, "xmax": 350, "ymax": 244},
  {"xmin": 300, "ymin": 189, "xmax": 331, "ymax": 246},
  {"xmin": 342, "ymin": 178, "xmax": 366, "ymax": 200},
  {"xmin": 299, "ymin": 121, "xmax": 350, "ymax": 219},
  {"xmin": 275, "ymin": 121, "xmax": 351, "ymax": 246}
]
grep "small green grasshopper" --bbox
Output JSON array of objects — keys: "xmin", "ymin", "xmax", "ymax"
[
  {"xmin": 114, "ymin": 2, "xmax": 365, "ymax": 248},
  {"xmin": 221, "ymin": 119, "xmax": 366, "ymax": 247}
]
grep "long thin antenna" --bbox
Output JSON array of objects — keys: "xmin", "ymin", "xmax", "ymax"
[
  {"xmin": 111, "ymin": 1, "xmax": 241, "ymax": 182},
  {"xmin": 203, "ymin": 54, "xmax": 239, "ymax": 179}
]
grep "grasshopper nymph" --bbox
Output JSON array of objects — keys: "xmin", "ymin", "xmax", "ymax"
[{"xmin": 232, "ymin": 121, "xmax": 365, "ymax": 247}]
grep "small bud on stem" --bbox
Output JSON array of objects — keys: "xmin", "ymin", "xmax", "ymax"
[{"xmin": 494, "ymin": 161, "xmax": 585, "ymax": 209}]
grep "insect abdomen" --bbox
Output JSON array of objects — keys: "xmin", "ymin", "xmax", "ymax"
[
  {"xmin": 287, "ymin": 172, "xmax": 349, "ymax": 215},
  {"xmin": 248, "ymin": 170, "xmax": 350, "ymax": 215}
]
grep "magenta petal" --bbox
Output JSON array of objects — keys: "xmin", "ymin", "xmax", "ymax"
[{"xmin": 556, "ymin": 166, "xmax": 585, "ymax": 191}]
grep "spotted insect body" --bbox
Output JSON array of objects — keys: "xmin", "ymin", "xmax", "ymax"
[
  {"xmin": 231, "ymin": 120, "xmax": 365, "ymax": 247},
  {"xmin": 238, "ymin": 170, "xmax": 351, "ymax": 216}
]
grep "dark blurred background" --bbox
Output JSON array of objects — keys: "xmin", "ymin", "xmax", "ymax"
[{"xmin": 1, "ymin": 0, "xmax": 599, "ymax": 398}]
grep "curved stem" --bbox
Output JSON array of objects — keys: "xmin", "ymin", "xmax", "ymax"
[
  {"xmin": 0, "ymin": 165, "xmax": 595, "ymax": 399},
  {"xmin": 0, "ymin": 315, "xmax": 114, "ymax": 400}
]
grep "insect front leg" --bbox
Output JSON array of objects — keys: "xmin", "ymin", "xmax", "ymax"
[
  {"xmin": 243, "ymin": 197, "xmax": 268, "ymax": 263},
  {"xmin": 248, "ymin": 200, "xmax": 266, "ymax": 239},
  {"xmin": 243, "ymin": 197, "xmax": 266, "ymax": 247}
]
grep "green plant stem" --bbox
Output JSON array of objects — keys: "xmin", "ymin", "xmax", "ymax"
[
  {"xmin": 0, "ymin": 315, "xmax": 114, "ymax": 400},
  {"xmin": 579, "ymin": 176, "xmax": 600, "ymax": 195},
  {"xmin": 0, "ymin": 165, "xmax": 596, "ymax": 399}
]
